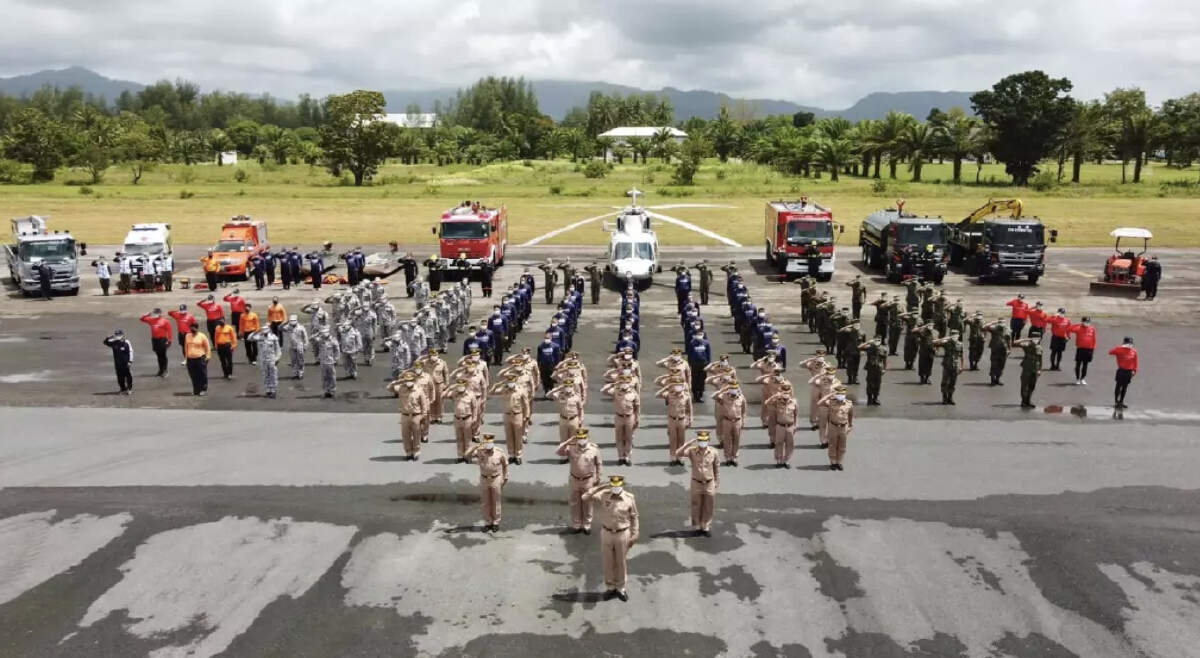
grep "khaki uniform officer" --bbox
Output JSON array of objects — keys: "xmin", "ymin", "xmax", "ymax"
[
  {"xmin": 818, "ymin": 385, "xmax": 854, "ymax": 471},
  {"xmin": 444, "ymin": 379, "xmax": 481, "ymax": 462},
  {"xmin": 601, "ymin": 376, "xmax": 641, "ymax": 466},
  {"xmin": 556, "ymin": 428, "xmax": 603, "ymax": 534},
  {"xmin": 655, "ymin": 376, "xmax": 693, "ymax": 466},
  {"xmin": 386, "ymin": 371, "xmax": 430, "ymax": 461},
  {"xmin": 547, "ymin": 378, "xmax": 585, "ymax": 445},
  {"xmin": 711, "ymin": 381, "xmax": 747, "ymax": 466},
  {"xmin": 675, "ymin": 431, "xmax": 720, "ymax": 536},
  {"xmin": 808, "ymin": 366, "xmax": 842, "ymax": 448},
  {"xmin": 764, "ymin": 382, "xmax": 800, "ymax": 468},
  {"xmin": 799, "ymin": 350, "xmax": 830, "ymax": 428},
  {"xmin": 465, "ymin": 433, "xmax": 509, "ymax": 532},
  {"xmin": 584, "ymin": 475, "xmax": 640, "ymax": 602},
  {"xmin": 490, "ymin": 374, "xmax": 532, "ymax": 465}
]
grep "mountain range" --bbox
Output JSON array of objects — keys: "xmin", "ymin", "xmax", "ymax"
[{"xmin": 0, "ymin": 67, "xmax": 977, "ymax": 123}]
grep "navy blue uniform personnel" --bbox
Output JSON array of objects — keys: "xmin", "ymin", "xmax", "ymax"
[
  {"xmin": 103, "ymin": 330, "xmax": 135, "ymax": 394},
  {"xmin": 675, "ymin": 268, "xmax": 692, "ymax": 313},
  {"xmin": 769, "ymin": 333, "xmax": 787, "ymax": 369},
  {"xmin": 688, "ymin": 332, "xmax": 713, "ymax": 402},
  {"xmin": 537, "ymin": 335, "xmax": 564, "ymax": 395},
  {"xmin": 307, "ymin": 253, "xmax": 325, "ymax": 290},
  {"xmin": 262, "ymin": 251, "xmax": 277, "ymax": 286}
]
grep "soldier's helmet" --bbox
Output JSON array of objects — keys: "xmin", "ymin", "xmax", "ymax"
[
  {"xmin": 729, "ymin": 381, "xmax": 740, "ymax": 389},
  {"xmin": 696, "ymin": 431, "xmax": 710, "ymax": 442}
]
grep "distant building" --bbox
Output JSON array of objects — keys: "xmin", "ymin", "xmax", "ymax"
[
  {"xmin": 217, "ymin": 151, "xmax": 238, "ymax": 166},
  {"xmin": 379, "ymin": 113, "xmax": 440, "ymax": 129},
  {"xmin": 598, "ymin": 126, "xmax": 687, "ymax": 161}
]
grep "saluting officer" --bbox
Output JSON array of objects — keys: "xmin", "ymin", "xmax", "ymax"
[
  {"xmin": 583, "ymin": 475, "xmax": 640, "ymax": 602},
  {"xmin": 676, "ymin": 431, "xmax": 720, "ymax": 537}
]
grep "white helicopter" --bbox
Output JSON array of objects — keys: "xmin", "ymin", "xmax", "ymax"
[{"xmin": 601, "ymin": 187, "xmax": 663, "ymax": 289}]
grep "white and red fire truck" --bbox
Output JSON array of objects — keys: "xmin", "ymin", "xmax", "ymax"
[
  {"xmin": 763, "ymin": 197, "xmax": 842, "ymax": 280},
  {"xmin": 431, "ymin": 201, "xmax": 509, "ymax": 269}
]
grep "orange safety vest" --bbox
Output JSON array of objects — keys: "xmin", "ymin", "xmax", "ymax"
[
  {"xmin": 202, "ymin": 257, "xmax": 220, "ymax": 273},
  {"xmin": 239, "ymin": 312, "xmax": 261, "ymax": 335},
  {"xmin": 214, "ymin": 325, "xmax": 238, "ymax": 348},
  {"xmin": 185, "ymin": 332, "xmax": 212, "ymax": 359},
  {"xmin": 267, "ymin": 304, "xmax": 287, "ymax": 323}
]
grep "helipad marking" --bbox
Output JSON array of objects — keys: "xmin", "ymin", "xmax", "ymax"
[
  {"xmin": 520, "ymin": 211, "xmax": 621, "ymax": 246},
  {"xmin": 645, "ymin": 210, "xmax": 742, "ymax": 247}
]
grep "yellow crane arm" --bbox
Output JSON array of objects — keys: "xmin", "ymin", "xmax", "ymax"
[{"xmin": 963, "ymin": 198, "xmax": 1023, "ymax": 224}]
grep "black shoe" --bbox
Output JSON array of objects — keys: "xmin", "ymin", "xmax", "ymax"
[
  {"xmin": 820, "ymin": 443, "xmax": 829, "ymax": 449},
  {"xmin": 948, "ymin": 399, "xmax": 956, "ymax": 405},
  {"xmin": 810, "ymin": 425, "xmax": 819, "ymax": 431},
  {"xmin": 829, "ymin": 464, "xmax": 837, "ymax": 471},
  {"xmin": 603, "ymin": 590, "xmax": 617, "ymax": 601},
  {"xmin": 731, "ymin": 460, "xmax": 738, "ymax": 467},
  {"xmin": 515, "ymin": 457, "xmax": 523, "ymax": 465},
  {"xmin": 768, "ymin": 442, "xmax": 775, "ymax": 449},
  {"xmin": 571, "ymin": 528, "xmax": 583, "ymax": 534},
  {"xmin": 582, "ymin": 528, "xmax": 591, "ymax": 535},
  {"xmin": 324, "ymin": 393, "xmax": 334, "ymax": 398},
  {"xmin": 775, "ymin": 463, "xmax": 784, "ymax": 469},
  {"xmin": 559, "ymin": 458, "xmax": 569, "ymax": 464},
  {"xmin": 782, "ymin": 463, "xmax": 791, "ymax": 469},
  {"xmin": 836, "ymin": 464, "xmax": 845, "ymax": 471},
  {"xmin": 700, "ymin": 530, "xmax": 711, "ymax": 537},
  {"xmin": 616, "ymin": 590, "xmax": 629, "ymax": 602},
  {"xmin": 421, "ymin": 438, "xmax": 429, "ymax": 443}
]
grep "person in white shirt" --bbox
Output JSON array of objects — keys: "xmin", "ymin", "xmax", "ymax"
[
  {"xmin": 162, "ymin": 251, "xmax": 175, "ymax": 291},
  {"xmin": 92, "ymin": 257, "xmax": 112, "ymax": 296},
  {"xmin": 117, "ymin": 255, "xmax": 133, "ymax": 293}
]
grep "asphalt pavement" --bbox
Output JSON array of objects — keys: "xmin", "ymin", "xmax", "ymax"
[{"xmin": 2, "ymin": 244, "xmax": 1199, "ymax": 658}]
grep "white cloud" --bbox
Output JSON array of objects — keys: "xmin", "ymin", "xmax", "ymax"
[{"xmin": 0, "ymin": 0, "xmax": 1196, "ymax": 107}]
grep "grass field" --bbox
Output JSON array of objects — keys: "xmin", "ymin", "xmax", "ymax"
[{"xmin": 3, "ymin": 159, "xmax": 1199, "ymax": 248}]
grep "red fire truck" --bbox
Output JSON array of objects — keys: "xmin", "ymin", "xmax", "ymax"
[
  {"xmin": 431, "ymin": 201, "xmax": 509, "ymax": 269},
  {"xmin": 763, "ymin": 197, "xmax": 842, "ymax": 280}
]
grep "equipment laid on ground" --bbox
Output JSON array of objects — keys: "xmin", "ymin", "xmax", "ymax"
[
  {"xmin": 763, "ymin": 197, "xmax": 843, "ymax": 280},
  {"xmin": 361, "ymin": 252, "xmax": 404, "ymax": 280},
  {"xmin": 211, "ymin": 217, "xmax": 269, "ymax": 281},
  {"xmin": 860, "ymin": 200, "xmax": 949, "ymax": 283},
  {"xmin": 431, "ymin": 201, "xmax": 508, "ymax": 277},
  {"xmin": 5, "ymin": 216, "xmax": 81, "ymax": 296},
  {"xmin": 602, "ymin": 187, "xmax": 662, "ymax": 288},
  {"xmin": 947, "ymin": 198, "xmax": 1057, "ymax": 284},
  {"xmin": 1090, "ymin": 228, "xmax": 1152, "ymax": 296}
]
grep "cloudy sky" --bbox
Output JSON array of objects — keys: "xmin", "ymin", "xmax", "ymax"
[{"xmin": 1, "ymin": 0, "xmax": 1197, "ymax": 108}]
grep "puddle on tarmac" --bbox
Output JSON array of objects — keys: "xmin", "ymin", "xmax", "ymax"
[
  {"xmin": 1042, "ymin": 404, "xmax": 1200, "ymax": 422},
  {"xmin": 0, "ymin": 335, "xmax": 28, "ymax": 343}
]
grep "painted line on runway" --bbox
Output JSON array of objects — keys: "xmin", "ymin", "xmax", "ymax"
[
  {"xmin": 644, "ymin": 210, "xmax": 742, "ymax": 247},
  {"xmin": 519, "ymin": 211, "xmax": 621, "ymax": 246}
]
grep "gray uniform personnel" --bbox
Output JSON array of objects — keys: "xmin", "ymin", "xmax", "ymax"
[
  {"xmin": 250, "ymin": 328, "xmax": 282, "ymax": 398},
  {"xmin": 337, "ymin": 322, "xmax": 363, "ymax": 379},
  {"xmin": 376, "ymin": 301, "xmax": 397, "ymax": 345},
  {"xmin": 383, "ymin": 329, "xmax": 413, "ymax": 379},
  {"xmin": 421, "ymin": 307, "xmax": 441, "ymax": 351},
  {"xmin": 436, "ymin": 300, "xmax": 453, "ymax": 344},
  {"xmin": 409, "ymin": 319, "xmax": 430, "ymax": 355},
  {"xmin": 411, "ymin": 278, "xmax": 430, "ymax": 310},
  {"xmin": 354, "ymin": 307, "xmax": 378, "ymax": 366},
  {"xmin": 315, "ymin": 328, "xmax": 341, "ymax": 398},
  {"xmin": 302, "ymin": 302, "xmax": 329, "ymax": 358},
  {"xmin": 281, "ymin": 316, "xmax": 308, "ymax": 379}
]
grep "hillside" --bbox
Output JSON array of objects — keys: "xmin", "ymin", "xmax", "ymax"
[{"xmin": 0, "ymin": 67, "xmax": 977, "ymax": 122}]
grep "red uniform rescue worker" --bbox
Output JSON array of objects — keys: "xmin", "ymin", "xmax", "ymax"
[
  {"xmin": 1109, "ymin": 337, "xmax": 1138, "ymax": 409},
  {"xmin": 139, "ymin": 307, "xmax": 173, "ymax": 377}
]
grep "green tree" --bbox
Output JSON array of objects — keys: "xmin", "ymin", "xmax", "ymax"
[
  {"xmin": 207, "ymin": 129, "xmax": 235, "ymax": 165},
  {"xmin": 625, "ymin": 136, "xmax": 650, "ymax": 164},
  {"xmin": 709, "ymin": 106, "xmax": 741, "ymax": 163},
  {"xmin": 596, "ymin": 135, "xmax": 617, "ymax": 162},
  {"xmin": 319, "ymin": 90, "xmax": 392, "ymax": 186},
  {"xmin": 895, "ymin": 121, "xmax": 939, "ymax": 182},
  {"xmin": 1063, "ymin": 100, "xmax": 1111, "ymax": 183},
  {"xmin": 394, "ymin": 129, "xmax": 425, "ymax": 165},
  {"xmin": 4, "ymin": 108, "xmax": 67, "ymax": 182},
  {"xmin": 114, "ymin": 117, "xmax": 164, "ymax": 184},
  {"xmin": 1157, "ymin": 94, "xmax": 1200, "ymax": 169},
  {"xmin": 1104, "ymin": 88, "xmax": 1153, "ymax": 184},
  {"xmin": 814, "ymin": 138, "xmax": 857, "ymax": 182},
  {"xmin": 877, "ymin": 110, "xmax": 916, "ymax": 179},
  {"xmin": 563, "ymin": 129, "xmax": 589, "ymax": 162},
  {"xmin": 940, "ymin": 109, "xmax": 983, "ymax": 184},
  {"xmin": 971, "ymin": 71, "xmax": 1075, "ymax": 186}
]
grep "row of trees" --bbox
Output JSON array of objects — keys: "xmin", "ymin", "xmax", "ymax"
[{"xmin": 2, "ymin": 71, "xmax": 1200, "ymax": 186}]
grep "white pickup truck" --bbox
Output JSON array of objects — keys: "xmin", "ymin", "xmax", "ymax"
[{"xmin": 4, "ymin": 216, "xmax": 81, "ymax": 296}]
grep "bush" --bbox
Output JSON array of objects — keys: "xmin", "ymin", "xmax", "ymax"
[
  {"xmin": 0, "ymin": 159, "xmax": 30, "ymax": 184},
  {"xmin": 572, "ymin": 163, "xmax": 583, "ymax": 173},
  {"xmin": 62, "ymin": 178, "xmax": 91, "ymax": 186},
  {"xmin": 644, "ymin": 172, "xmax": 656, "ymax": 184},
  {"xmin": 583, "ymin": 161, "xmax": 608, "ymax": 179},
  {"xmin": 235, "ymin": 189, "xmax": 246, "ymax": 197},
  {"xmin": 337, "ymin": 175, "xmax": 352, "ymax": 187},
  {"xmin": 233, "ymin": 168, "xmax": 249, "ymax": 183},
  {"xmin": 671, "ymin": 159, "xmax": 699, "ymax": 186},
  {"xmin": 176, "ymin": 167, "xmax": 197, "ymax": 184},
  {"xmin": 715, "ymin": 169, "xmax": 727, "ymax": 180},
  {"xmin": 179, "ymin": 189, "xmax": 195, "ymax": 199},
  {"xmin": 522, "ymin": 159, "xmax": 534, "ymax": 168},
  {"xmin": 259, "ymin": 161, "xmax": 280, "ymax": 173},
  {"xmin": 549, "ymin": 185, "xmax": 563, "ymax": 195},
  {"xmin": 871, "ymin": 178, "xmax": 888, "ymax": 194},
  {"xmin": 78, "ymin": 185, "xmax": 94, "ymax": 196},
  {"xmin": 1028, "ymin": 170, "xmax": 1057, "ymax": 192}
]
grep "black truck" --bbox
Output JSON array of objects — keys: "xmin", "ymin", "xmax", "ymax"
[
  {"xmin": 946, "ymin": 199, "xmax": 1057, "ymax": 285},
  {"xmin": 859, "ymin": 203, "xmax": 949, "ymax": 283}
]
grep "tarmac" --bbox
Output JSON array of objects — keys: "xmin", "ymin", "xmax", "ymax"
[{"xmin": 2, "ymin": 244, "xmax": 1199, "ymax": 658}]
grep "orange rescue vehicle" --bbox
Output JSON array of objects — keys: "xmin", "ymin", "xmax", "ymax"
[{"xmin": 211, "ymin": 216, "xmax": 269, "ymax": 281}]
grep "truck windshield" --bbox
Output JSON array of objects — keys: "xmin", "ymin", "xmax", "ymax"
[
  {"xmin": 21, "ymin": 240, "xmax": 75, "ymax": 261},
  {"xmin": 989, "ymin": 224, "xmax": 1044, "ymax": 247},
  {"xmin": 214, "ymin": 240, "xmax": 247, "ymax": 252},
  {"xmin": 897, "ymin": 223, "xmax": 948, "ymax": 245},
  {"xmin": 786, "ymin": 220, "xmax": 833, "ymax": 243},
  {"xmin": 441, "ymin": 222, "xmax": 489, "ymax": 239},
  {"xmin": 613, "ymin": 242, "xmax": 653, "ymax": 260},
  {"xmin": 124, "ymin": 242, "xmax": 164, "ymax": 256}
]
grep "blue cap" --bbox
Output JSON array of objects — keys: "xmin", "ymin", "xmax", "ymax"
[
  {"xmin": 179, "ymin": 304, "xmax": 187, "ymax": 311},
  {"xmin": 153, "ymin": 308, "xmax": 162, "ymax": 313},
  {"xmin": 114, "ymin": 329, "xmax": 124, "ymax": 336}
]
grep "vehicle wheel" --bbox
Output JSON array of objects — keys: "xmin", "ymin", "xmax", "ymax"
[
  {"xmin": 932, "ymin": 274, "xmax": 944, "ymax": 285},
  {"xmin": 765, "ymin": 242, "xmax": 775, "ymax": 266},
  {"xmin": 949, "ymin": 245, "xmax": 962, "ymax": 267},
  {"xmin": 1027, "ymin": 274, "xmax": 1040, "ymax": 285},
  {"xmin": 67, "ymin": 287, "xmax": 80, "ymax": 296},
  {"xmin": 656, "ymin": 264, "xmax": 663, "ymax": 274},
  {"xmin": 819, "ymin": 273, "xmax": 832, "ymax": 283},
  {"xmin": 20, "ymin": 288, "xmax": 30, "ymax": 298}
]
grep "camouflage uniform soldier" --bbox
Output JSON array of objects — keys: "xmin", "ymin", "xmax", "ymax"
[
  {"xmin": 920, "ymin": 285, "xmax": 936, "ymax": 322},
  {"xmin": 933, "ymin": 330, "xmax": 964, "ymax": 405},
  {"xmin": 887, "ymin": 295, "xmax": 903, "ymax": 355},
  {"xmin": 870, "ymin": 292, "xmax": 890, "ymax": 340},
  {"xmin": 915, "ymin": 323, "xmax": 936, "ymax": 385},
  {"xmin": 315, "ymin": 327, "xmax": 341, "ymax": 398},
  {"xmin": 947, "ymin": 300, "xmax": 966, "ymax": 336},
  {"xmin": 281, "ymin": 315, "xmax": 308, "ymax": 379},
  {"xmin": 859, "ymin": 338, "xmax": 887, "ymax": 405},
  {"xmin": 904, "ymin": 278, "xmax": 920, "ymax": 311},
  {"xmin": 1014, "ymin": 338, "xmax": 1043, "ymax": 408},
  {"xmin": 384, "ymin": 328, "xmax": 413, "ymax": 380},
  {"xmin": 353, "ymin": 306, "xmax": 378, "ymax": 366},
  {"xmin": 693, "ymin": 260, "xmax": 714, "ymax": 305},
  {"xmin": 847, "ymin": 276, "xmax": 868, "ymax": 320},
  {"xmin": 932, "ymin": 292, "xmax": 948, "ymax": 337},
  {"xmin": 831, "ymin": 306, "xmax": 851, "ymax": 362},
  {"xmin": 250, "ymin": 327, "xmax": 281, "ymax": 398},
  {"xmin": 982, "ymin": 318, "xmax": 1012, "ymax": 385},
  {"xmin": 838, "ymin": 322, "xmax": 866, "ymax": 385},
  {"xmin": 337, "ymin": 321, "xmax": 362, "ymax": 380},
  {"xmin": 411, "ymin": 276, "xmax": 430, "ymax": 311},
  {"xmin": 900, "ymin": 311, "xmax": 920, "ymax": 369},
  {"xmin": 584, "ymin": 262, "xmax": 603, "ymax": 305},
  {"xmin": 797, "ymin": 276, "xmax": 815, "ymax": 325},
  {"xmin": 965, "ymin": 311, "xmax": 985, "ymax": 371},
  {"xmin": 375, "ymin": 299, "xmax": 397, "ymax": 348},
  {"xmin": 557, "ymin": 257, "xmax": 576, "ymax": 298}
]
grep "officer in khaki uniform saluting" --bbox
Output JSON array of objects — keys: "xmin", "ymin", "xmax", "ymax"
[
  {"xmin": 655, "ymin": 375, "xmax": 693, "ymax": 466},
  {"xmin": 444, "ymin": 378, "xmax": 481, "ymax": 462},
  {"xmin": 548, "ymin": 377, "xmax": 585, "ymax": 446},
  {"xmin": 764, "ymin": 382, "xmax": 800, "ymax": 468},
  {"xmin": 818, "ymin": 385, "xmax": 854, "ymax": 471},
  {"xmin": 465, "ymin": 433, "xmax": 509, "ymax": 533},
  {"xmin": 808, "ymin": 366, "xmax": 842, "ymax": 446},
  {"xmin": 387, "ymin": 371, "xmax": 430, "ymax": 461},
  {"xmin": 676, "ymin": 431, "xmax": 720, "ymax": 536},
  {"xmin": 601, "ymin": 375, "xmax": 641, "ymax": 466},
  {"xmin": 711, "ymin": 380, "xmax": 746, "ymax": 466},
  {"xmin": 490, "ymin": 373, "xmax": 532, "ymax": 465},
  {"xmin": 584, "ymin": 475, "xmax": 640, "ymax": 602},
  {"xmin": 557, "ymin": 428, "xmax": 603, "ymax": 534}
]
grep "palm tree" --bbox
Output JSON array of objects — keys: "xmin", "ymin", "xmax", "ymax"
[
  {"xmin": 207, "ymin": 129, "xmax": 235, "ymax": 166},
  {"xmin": 611, "ymin": 144, "xmax": 632, "ymax": 164},
  {"xmin": 626, "ymin": 136, "xmax": 650, "ymax": 164},
  {"xmin": 1065, "ymin": 100, "xmax": 1110, "ymax": 184},
  {"xmin": 296, "ymin": 140, "xmax": 324, "ymax": 168},
  {"xmin": 651, "ymin": 99, "xmax": 674, "ymax": 126},
  {"xmin": 969, "ymin": 124, "xmax": 993, "ymax": 184},
  {"xmin": 652, "ymin": 127, "xmax": 676, "ymax": 163},
  {"xmin": 815, "ymin": 117, "xmax": 853, "ymax": 141},
  {"xmin": 813, "ymin": 139, "xmax": 858, "ymax": 182},
  {"xmin": 394, "ymin": 129, "xmax": 425, "ymax": 165},
  {"xmin": 895, "ymin": 122, "xmax": 938, "ymax": 182},
  {"xmin": 595, "ymin": 136, "xmax": 617, "ymax": 162},
  {"xmin": 878, "ymin": 110, "xmax": 917, "ymax": 179},
  {"xmin": 710, "ymin": 106, "xmax": 740, "ymax": 162},
  {"xmin": 854, "ymin": 120, "xmax": 881, "ymax": 177},
  {"xmin": 564, "ymin": 129, "xmax": 590, "ymax": 162},
  {"xmin": 541, "ymin": 130, "xmax": 566, "ymax": 160},
  {"xmin": 941, "ymin": 109, "xmax": 981, "ymax": 184}
]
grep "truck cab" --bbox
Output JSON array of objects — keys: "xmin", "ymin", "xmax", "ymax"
[
  {"xmin": 764, "ymin": 198, "xmax": 841, "ymax": 280},
  {"xmin": 5, "ymin": 216, "xmax": 81, "ymax": 296},
  {"xmin": 212, "ymin": 217, "xmax": 269, "ymax": 280},
  {"xmin": 951, "ymin": 220, "xmax": 1054, "ymax": 284},
  {"xmin": 860, "ymin": 203, "xmax": 949, "ymax": 283},
  {"xmin": 123, "ymin": 223, "xmax": 173, "ymax": 276},
  {"xmin": 432, "ymin": 202, "xmax": 508, "ymax": 272}
]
